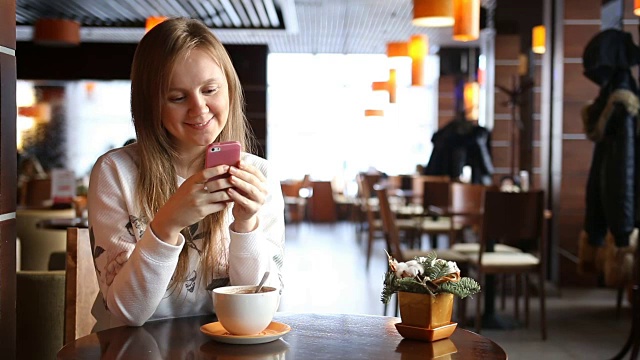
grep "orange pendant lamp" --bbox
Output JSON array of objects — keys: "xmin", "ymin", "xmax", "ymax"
[
  {"xmin": 635, "ymin": 0, "xmax": 640, "ymax": 16},
  {"xmin": 372, "ymin": 69, "xmax": 397, "ymax": 103},
  {"xmin": 364, "ymin": 109, "xmax": 385, "ymax": 117},
  {"xmin": 412, "ymin": 0, "xmax": 454, "ymax": 27},
  {"xmin": 387, "ymin": 42, "xmax": 409, "ymax": 58},
  {"xmin": 34, "ymin": 19, "xmax": 81, "ymax": 46},
  {"xmin": 146, "ymin": 16, "xmax": 168, "ymax": 32},
  {"xmin": 532, "ymin": 25, "xmax": 545, "ymax": 54},
  {"xmin": 409, "ymin": 35, "xmax": 429, "ymax": 86},
  {"xmin": 453, "ymin": 0, "xmax": 480, "ymax": 42},
  {"xmin": 463, "ymin": 81, "xmax": 479, "ymax": 120}
]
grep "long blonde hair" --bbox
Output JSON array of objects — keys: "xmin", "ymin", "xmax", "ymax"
[{"xmin": 130, "ymin": 17, "xmax": 255, "ymax": 291}]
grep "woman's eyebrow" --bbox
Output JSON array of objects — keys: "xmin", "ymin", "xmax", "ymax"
[{"xmin": 168, "ymin": 78, "xmax": 221, "ymax": 92}]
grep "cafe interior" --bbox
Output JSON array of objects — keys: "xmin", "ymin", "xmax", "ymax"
[{"xmin": 1, "ymin": 0, "xmax": 640, "ymax": 358}]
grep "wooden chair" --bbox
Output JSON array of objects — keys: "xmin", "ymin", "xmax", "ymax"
[
  {"xmin": 356, "ymin": 175, "xmax": 416, "ymax": 269},
  {"xmin": 419, "ymin": 179, "xmax": 462, "ymax": 249},
  {"xmin": 19, "ymin": 177, "xmax": 51, "ymax": 207},
  {"xmin": 469, "ymin": 190, "xmax": 547, "ymax": 340},
  {"xmin": 307, "ymin": 181, "xmax": 338, "ymax": 222},
  {"xmin": 448, "ymin": 183, "xmax": 520, "ymax": 254},
  {"xmin": 64, "ymin": 227, "xmax": 100, "ymax": 344},
  {"xmin": 376, "ymin": 187, "xmax": 469, "ymax": 321}
]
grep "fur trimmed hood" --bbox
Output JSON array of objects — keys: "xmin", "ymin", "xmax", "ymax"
[{"xmin": 582, "ymin": 89, "xmax": 640, "ymax": 142}]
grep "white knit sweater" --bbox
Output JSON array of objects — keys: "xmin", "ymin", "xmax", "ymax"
[{"xmin": 87, "ymin": 144, "xmax": 285, "ymax": 330}]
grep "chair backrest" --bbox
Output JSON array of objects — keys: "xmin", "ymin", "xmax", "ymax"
[
  {"xmin": 16, "ymin": 207, "xmax": 76, "ymax": 270},
  {"xmin": 413, "ymin": 175, "xmax": 450, "ymax": 204},
  {"xmin": 65, "ymin": 227, "xmax": 100, "ymax": 344},
  {"xmin": 376, "ymin": 187, "xmax": 403, "ymax": 260},
  {"xmin": 20, "ymin": 177, "xmax": 52, "ymax": 207},
  {"xmin": 422, "ymin": 180, "xmax": 451, "ymax": 210},
  {"xmin": 308, "ymin": 181, "xmax": 337, "ymax": 222},
  {"xmin": 480, "ymin": 190, "xmax": 545, "ymax": 252},
  {"xmin": 449, "ymin": 182, "xmax": 489, "ymax": 228}
]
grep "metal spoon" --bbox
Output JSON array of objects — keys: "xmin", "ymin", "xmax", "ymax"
[{"xmin": 255, "ymin": 271, "xmax": 270, "ymax": 293}]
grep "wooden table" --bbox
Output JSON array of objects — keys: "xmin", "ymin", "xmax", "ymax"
[{"xmin": 57, "ymin": 313, "xmax": 507, "ymax": 359}]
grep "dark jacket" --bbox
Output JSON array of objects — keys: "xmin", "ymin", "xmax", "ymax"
[
  {"xmin": 582, "ymin": 29, "xmax": 640, "ymax": 247},
  {"xmin": 423, "ymin": 118, "xmax": 494, "ymax": 185}
]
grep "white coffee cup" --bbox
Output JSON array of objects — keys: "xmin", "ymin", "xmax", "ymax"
[{"xmin": 212, "ymin": 285, "xmax": 280, "ymax": 335}]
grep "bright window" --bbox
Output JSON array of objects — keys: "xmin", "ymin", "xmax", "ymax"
[{"xmin": 266, "ymin": 53, "xmax": 439, "ymax": 193}]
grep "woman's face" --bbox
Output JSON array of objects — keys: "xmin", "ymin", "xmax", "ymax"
[{"xmin": 162, "ymin": 48, "xmax": 229, "ymax": 154}]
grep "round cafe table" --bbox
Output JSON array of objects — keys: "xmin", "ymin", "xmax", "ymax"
[{"xmin": 57, "ymin": 313, "xmax": 507, "ymax": 359}]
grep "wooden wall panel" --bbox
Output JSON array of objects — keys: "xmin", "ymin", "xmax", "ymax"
[
  {"xmin": 533, "ymin": 146, "xmax": 541, "ymax": 168},
  {"xmin": 0, "ymin": 1, "xmax": 15, "ymax": 49},
  {"xmin": 490, "ymin": 146, "xmax": 511, "ymax": 170},
  {"xmin": 563, "ymin": 101, "xmax": 589, "ymax": 133},
  {"xmin": 0, "ymin": 1, "xmax": 17, "ymax": 355},
  {"xmin": 564, "ymin": 25, "xmax": 600, "ymax": 58},
  {"xmin": 494, "ymin": 35, "xmax": 520, "ymax": 59},
  {"xmin": 563, "ymin": 63, "xmax": 599, "ymax": 101},
  {"xmin": 494, "ymin": 66, "xmax": 519, "ymax": 86},
  {"xmin": 564, "ymin": 0, "xmax": 600, "ymax": 19},
  {"xmin": 492, "ymin": 34, "xmax": 522, "ymax": 179},
  {"xmin": 438, "ymin": 75, "xmax": 457, "ymax": 129},
  {"xmin": 561, "ymin": 140, "xmax": 594, "ymax": 174},
  {"xmin": 559, "ymin": 174, "xmax": 589, "ymax": 212},
  {"xmin": 490, "ymin": 119, "xmax": 510, "ymax": 142}
]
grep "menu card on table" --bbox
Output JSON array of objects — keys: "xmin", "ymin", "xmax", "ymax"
[{"xmin": 50, "ymin": 169, "xmax": 76, "ymax": 208}]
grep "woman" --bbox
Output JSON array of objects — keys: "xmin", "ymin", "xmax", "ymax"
[{"xmin": 88, "ymin": 17, "xmax": 285, "ymax": 329}]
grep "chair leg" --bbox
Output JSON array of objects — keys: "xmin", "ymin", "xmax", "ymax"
[
  {"xmin": 617, "ymin": 285, "xmax": 624, "ymax": 318},
  {"xmin": 366, "ymin": 230, "xmax": 374, "ymax": 269},
  {"xmin": 430, "ymin": 234, "xmax": 438, "ymax": 250},
  {"xmin": 500, "ymin": 274, "xmax": 506, "ymax": 310},
  {"xmin": 539, "ymin": 272, "xmax": 547, "ymax": 340},
  {"xmin": 475, "ymin": 277, "xmax": 483, "ymax": 334},
  {"xmin": 514, "ymin": 274, "xmax": 520, "ymax": 322},
  {"xmin": 524, "ymin": 274, "xmax": 530, "ymax": 327},
  {"xmin": 456, "ymin": 297, "xmax": 467, "ymax": 327}
]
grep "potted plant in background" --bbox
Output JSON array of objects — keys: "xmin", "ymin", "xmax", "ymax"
[{"xmin": 381, "ymin": 251, "xmax": 480, "ymax": 341}]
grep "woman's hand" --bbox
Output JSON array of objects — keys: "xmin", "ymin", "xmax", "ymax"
[
  {"xmin": 227, "ymin": 160, "xmax": 268, "ymax": 233},
  {"xmin": 150, "ymin": 165, "xmax": 233, "ymax": 245}
]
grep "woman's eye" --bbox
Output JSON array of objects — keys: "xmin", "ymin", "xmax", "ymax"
[
  {"xmin": 203, "ymin": 87, "xmax": 218, "ymax": 95},
  {"xmin": 169, "ymin": 96, "xmax": 185, "ymax": 102}
]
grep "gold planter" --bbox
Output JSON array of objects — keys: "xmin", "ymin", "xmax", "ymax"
[{"xmin": 398, "ymin": 292, "xmax": 453, "ymax": 329}]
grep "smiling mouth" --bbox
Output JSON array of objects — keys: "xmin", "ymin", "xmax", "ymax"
[{"xmin": 189, "ymin": 118, "xmax": 212, "ymax": 128}]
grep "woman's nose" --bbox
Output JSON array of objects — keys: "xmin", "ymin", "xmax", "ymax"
[{"xmin": 189, "ymin": 95, "xmax": 208, "ymax": 116}]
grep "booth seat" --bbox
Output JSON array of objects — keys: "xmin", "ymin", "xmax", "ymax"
[
  {"xmin": 16, "ymin": 208, "xmax": 75, "ymax": 270},
  {"xmin": 16, "ymin": 270, "xmax": 65, "ymax": 360}
]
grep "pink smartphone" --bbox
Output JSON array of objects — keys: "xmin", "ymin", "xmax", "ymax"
[{"xmin": 205, "ymin": 141, "xmax": 241, "ymax": 180}]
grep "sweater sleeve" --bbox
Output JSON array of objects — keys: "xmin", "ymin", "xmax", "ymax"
[
  {"xmin": 227, "ymin": 155, "xmax": 285, "ymax": 290},
  {"xmin": 88, "ymin": 150, "xmax": 184, "ymax": 326}
]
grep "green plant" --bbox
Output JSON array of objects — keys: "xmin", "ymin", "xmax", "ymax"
[{"xmin": 381, "ymin": 250, "xmax": 481, "ymax": 304}]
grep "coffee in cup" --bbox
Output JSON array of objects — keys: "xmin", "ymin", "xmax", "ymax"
[{"xmin": 212, "ymin": 285, "xmax": 279, "ymax": 335}]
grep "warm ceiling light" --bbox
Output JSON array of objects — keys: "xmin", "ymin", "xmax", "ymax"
[
  {"xmin": 387, "ymin": 42, "xmax": 409, "ymax": 58},
  {"xmin": 635, "ymin": 0, "xmax": 640, "ymax": 16},
  {"xmin": 372, "ymin": 69, "xmax": 398, "ymax": 103},
  {"xmin": 364, "ymin": 109, "xmax": 385, "ymax": 117},
  {"xmin": 34, "ymin": 19, "xmax": 81, "ymax": 46},
  {"xmin": 532, "ymin": 25, "xmax": 546, "ymax": 54},
  {"xmin": 412, "ymin": 0, "xmax": 454, "ymax": 27},
  {"xmin": 453, "ymin": 0, "xmax": 480, "ymax": 42},
  {"xmin": 146, "ymin": 16, "xmax": 168, "ymax": 32},
  {"xmin": 463, "ymin": 81, "xmax": 479, "ymax": 120},
  {"xmin": 409, "ymin": 34, "xmax": 428, "ymax": 86}
]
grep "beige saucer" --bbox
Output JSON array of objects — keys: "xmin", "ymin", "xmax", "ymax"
[{"xmin": 200, "ymin": 321, "xmax": 291, "ymax": 345}]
